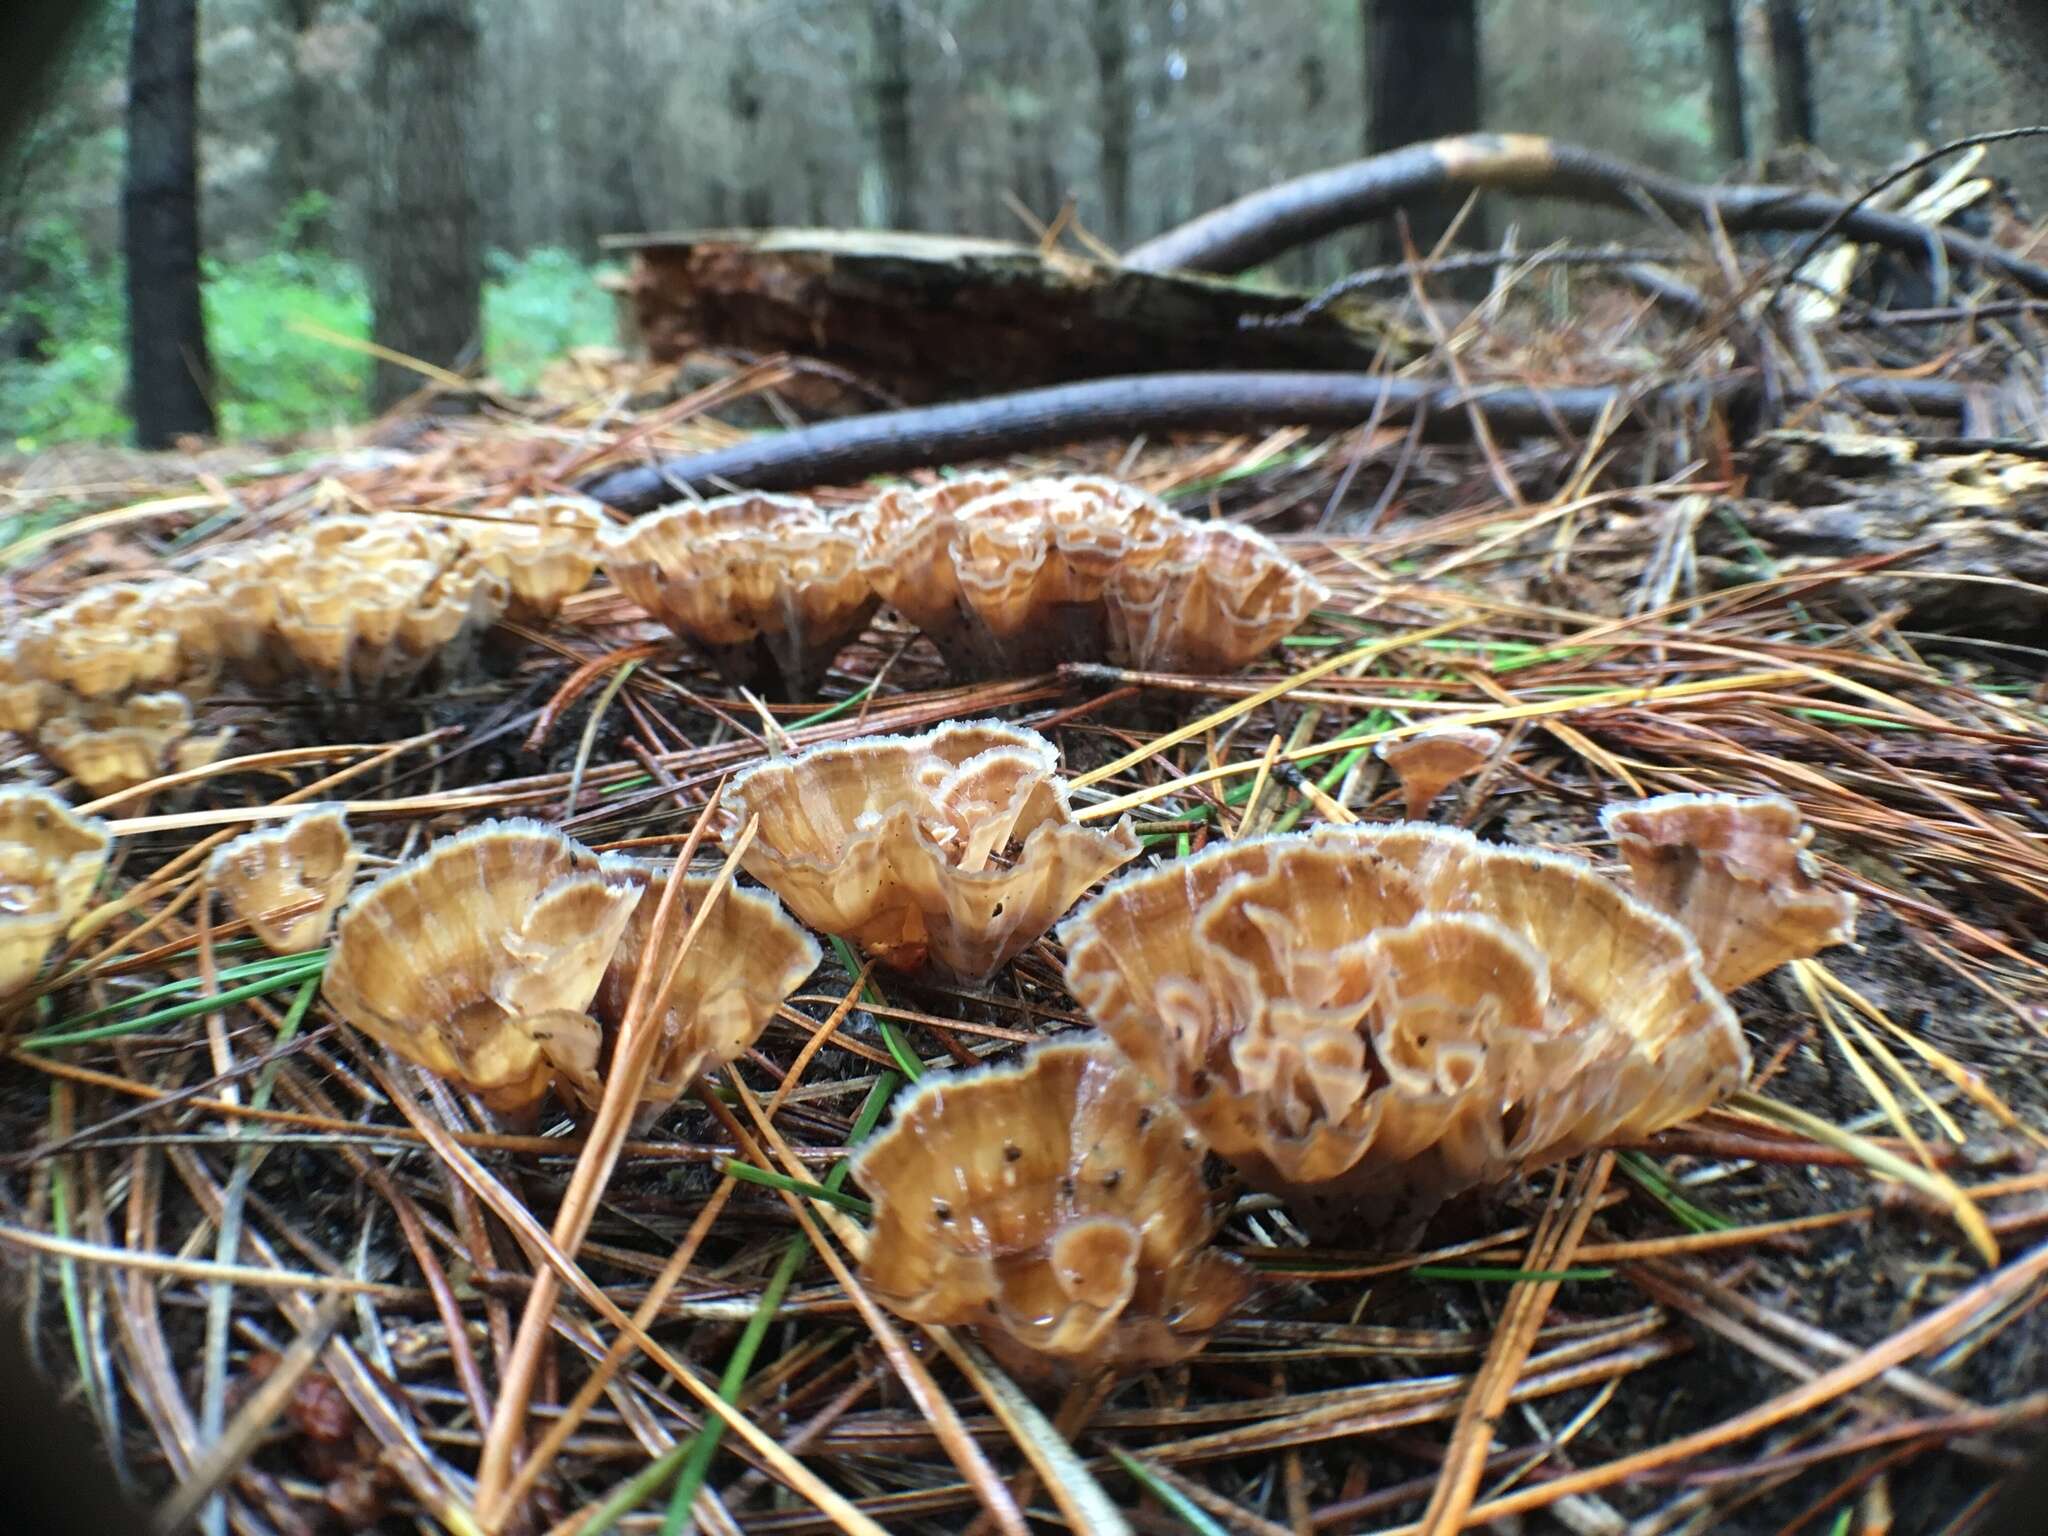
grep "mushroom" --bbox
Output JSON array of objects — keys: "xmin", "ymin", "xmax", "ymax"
[
  {"xmin": 714, "ymin": 721, "xmax": 1140, "ymax": 982},
  {"xmin": 1060, "ymin": 824, "xmax": 1749, "ymax": 1234},
  {"xmin": 1375, "ymin": 726, "xmax": 1503, "ymax": 821},
  {"xmin": 207, "ymin": 807, "xmax": 360, "ymax": 954},
  {"xmin": 852, "ymin": 1035, "xmax": 1251, "ymax": 1373},
  {"xmin": 1600, "ymin": 793, "xmax": 1859, "ymax": 992},
  {"xmin": 10, "ymin": 579, "xmax": 218, "ymax": 700},
  {"xmin": 552, "ymin": 868, "xmax": 821, "ymax": 1120},
  {"xmin": 0, "ymin": 643, "xmax": 53, "ymax": 733},
  {"xmin": 453, "ymin": 495, "xmax": 607, "ymax": 621},
  {"xmin": 601, "ymin": 494, "xmax": 877, "ymax": 699},
  {"xmin": 1104, "ymin": 520, "xmax": 1330, "ymax": 674},
  {"xmin": 322, "ymin": 821, "xmax": 642, "ymax": 1113},
  {"xmin": 34, "ymin": 691, "xmax": 231, "ymax": 797},
  {"xmin": 0, "ymin": 787, "xmax": 112, "ymax": 998}
]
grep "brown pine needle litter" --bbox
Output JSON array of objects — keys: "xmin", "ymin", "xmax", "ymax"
[{"xmin": 4, "ymin": 244, "xmax": 2048, "ymax": 1536}]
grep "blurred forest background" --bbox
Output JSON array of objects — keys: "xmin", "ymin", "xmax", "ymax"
[{"xmin": 4, "ymin": 0, "xmax": 2046, "ymax": 450}]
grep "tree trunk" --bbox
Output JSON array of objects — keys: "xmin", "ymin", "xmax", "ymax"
[
  {"xmin": 1938, "ymin": 0, "xmax": 2048, "ymax": 91},
  {"xmin": 124, "ymin": 0, "xmax": 217, "ymax": 447},
  {"xmin": 871, "ymin": 0, "xmax": 915, "ymax": 228},
  {"xmin": 1700, "ymin": 0, "xmax": 1748, "ymax": 167},
  {"xmin": 1898, "ymin": 0, "xmax": 1937, "ymax": 140},
  {"xmin": 369, "ymin": 0, "xmax": 481, "ymax": 411},
  {"xmin": 1766, "ymin": 0, "xmax": 1816, "ymax": 146},
  {"xmin": 1091, "ymin": 0, "xmax": 1131, "ymax": 246},
  {"xmin": 729, "ymin": 39, "xmax": 772, "ymax": 228},
  {"xmin": 1361, "ymin": 0, "xmax": 1481, "ymax": 261},
  {"xmin": 278, "ymin": 0, "xmax": 330, "ymax": 248}
]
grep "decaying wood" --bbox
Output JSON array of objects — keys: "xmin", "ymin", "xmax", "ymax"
[{"xmin": 608, "ymin": 228, "xmax": 1412, "ymax": 407}]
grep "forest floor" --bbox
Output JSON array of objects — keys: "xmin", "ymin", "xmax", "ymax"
[{"xmin": 2, "ymin": 266, "xmax": 2046, "ymax": 1536}]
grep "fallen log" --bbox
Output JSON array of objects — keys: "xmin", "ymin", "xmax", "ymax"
[
  {"xmin": 606, "ymin": 228, "xmax": 1413, "ymax": 407},
  {"xmin": 579, "ymin": 369, "xmax": 1970, "ymax": 510}
]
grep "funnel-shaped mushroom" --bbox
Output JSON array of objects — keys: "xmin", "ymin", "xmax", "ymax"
[
  {"xmin": 1600, "ymin": 793, "xmax": 1858, "ymax": 992},
  {"xmin": 546, "ymin": 869, "xmax": 820, "ymax": 1120},
  {"xmin": 0, "ymin": 788, "xmax": 112, "ymax": 998},
  {"xmin": 715, "ymin": 721, "xmax": 1140, "ymax": 982},
  {"xmin": 853, "ymin": 1036, "xmax": 1251, "ymax": 1372},
  {"xmin": 35, "ymin": 691, "xmax": 230, "ymax": 796},
  {"xmin": 11, "ymin": 579, "xmax": 219, "ymax": 700},
  {"xmin": 1105, "ymin": 521, "xmax": 1329, "ymax": 674},
  {"xmin": 602, "ymin": 494, "xmax": 877, "ymax": 699},
  {"xmin": 455, "ymin": 496, "xmax": 607, "ymax": 621},
  {"xmin": 1061, "ymin": 824, "xmax": 1748, "ymax": 1234},
  {"xmin": 1376, "ymin": 726, "xmax": 1502, "ymax": 821},
  {"xmin": 208, "ymin": 808, "xmax": 359, "ymax": 954},
  {"xmin": 322, "ymin": 821, "xmax": 641, "ymax": 1112}
]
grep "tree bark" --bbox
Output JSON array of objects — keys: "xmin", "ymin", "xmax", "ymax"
[
  {"xmin": 729, "ymin": 38, "xmax": 772, "ymax": 228},
  {"xmin": 871, "ymin": 0, "xmax": 915, "ymax": 228},
  {"xmin": 278, "ymin": 0, "xmax": 330, "ymax": 248},
  {"xmin": 124, "ymin": 0, "xmax": 217, "ymax": 447},
  {"xmin": 1091, "ymin": 0, "xmax": 1131, "ymax": 246},
  {"xmin": 369, "ymin": 0, "xmax": 481, "ymax": 411},
  {"xmin": 1700, "ymin": 0, "xmax": 1748, "ymax": 167},
  {"xmin": 1361, "ymin": 0, "xmax": 1481, "ymax": 261},
  {"xmin": 1766, "ymin": 0, "xmax": 1816, "ymax": 146},
  {"xmin": 1937, "ymin": 0, "xmax": 2048, "ymax": 91}
]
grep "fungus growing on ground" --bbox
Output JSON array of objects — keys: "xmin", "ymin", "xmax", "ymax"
[
  {"xmin": 322, "ymin": 821, "xmax": 641, "ymax": 1113},
  {"xmin": 10, "ymin": 579, "xmax": 220, "ymax": 701},
  {"xmin": 453, "ymin": 496, "xmax": 608, "ymax": 621},
  {"xmin": 1600, "ymin": 793, "xmax": 1859, "ymax": 992},
  {"xmin": 549, "ymin": 869, "xmax": 821, "ymax": 1120},
  {"xmin": 1060, "ymin": 824, "xmax": 1749, "ymax": 1234},
  {"xmin": 0, "ymin": 787, "xmax": 112, "ymax": 998},
  {"xmin": 208, "ymin": 807, "xmax": 360, "ymax": 954},
  {"xmin": 715, "ymin": 720, "xmax": 1139, "ymax": 982},
  {"xmin": 852, "ymin": 1035, "xmax": 1251, "ymax": 1373},
  {"xmin": 602, "ymin": 494, "xmax": 876, "ymax": 698},
  {"xmin": 1375, "ymin": 726, "xmax": 1503, "ymax": 821},
  {"xmin": 1105, "ymin": 520, "xmax": 1330, "ymax": 674},
  {"xmin": 34, "ymin": 691, "xmax": 231, "ymax": 797}
]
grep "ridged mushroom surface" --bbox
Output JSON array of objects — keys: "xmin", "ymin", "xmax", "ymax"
[
  {"xmin": 1601, "ymin": 793, "xmax": 1858, "ymax": 992},
  {"xmin": 1375, "ymin": 726, "xmax": 1503, "ymax": 821},
  {"xmin": 10, "ymin": 578, "xmax": 220, "ymax": 700},
  {"xmin": 35, "ymin": 691, "xmax": 230, "ymax": 796},
  {"xmin": 208, "ymin": 807, "xmax": 360, "ymax": 954},
  {"xmin": 716, "ymin": 721, "xmax": 1139, "ymax": 982},
  {"xmin": 602, "ymin": 494, "xmax": 876, "ymax": 698},
  {"xmin": 552, "ymin": 869, "xmax": 821, "ymax": 1119},
  {"xmin": 453, "ymin": 495, "xmax": 607, "ymax": 621},
  {"xmin": 322, "ymin": 821, "xmax": 641, "ymax": 1112},
  {"xmin": 0, "ymin": 788, "xmax": 112, "ymax": 998},
  {"xmin": 1061, "ymin": 824, "xmax": 1749, "ymax": 1233},
  {"xmin": 1105, "ymin": 520, "xmax": 1329, "ymax": 674},
  {"xmin": 853, "ymin": 1036, "xmax": 1250, "ymax": 1372}
]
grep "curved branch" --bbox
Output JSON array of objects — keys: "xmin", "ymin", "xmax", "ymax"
[
  {"xmin": 579, "ymin": 369, "xmax": 1967, "ymax": 509},
  {"xmin": 1122, "ymin": 134, "xmax": 2048, "ymax": 297}
]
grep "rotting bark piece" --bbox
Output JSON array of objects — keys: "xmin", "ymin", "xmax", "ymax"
[
  {"xmin": 1601, "ymin": 792, "xmax": 1858, "ymax": 992},
  {"xmin": 453, "ymin": 495, "xmax": 608, "ymax": 621},
  {"xmin": 0, "ymin": 787, "xmax": 112, "ymax": 999},
  {"xmin": 1375, "ymin": 726, "xmax": 1502, "ymax": 821},
  {"xmin": 715, "ymin": 720, "xmax": 1140, "ymax": 983},
  {"xmin": 550, "ymin": 868, "xmax": 820, "ymax": 1123},
  {"xmin": 1105, "ymin": 519, "xmax": 1330, "ymax": 674},
  {"xmin": 207, "ymin": 807, "xmax": 359, "ymax": 955},
  {"xmin": 322, "ymin": 820, "xmax": 641, "ymax": 1113},
  {"xmin": 34, "ymin": 690, "xmax": 230, "ymax": 797},
  {"xmin": 601, "ymin": 493, "xmax": 877, "ymax": 699},
  {"xmin": 1060, "ymin": 824, "xmax": 1748, "ymax": 1235},
  {"xmin": 852, "ymin": 1035, "xmax": 1250, "ymax": 1374}
]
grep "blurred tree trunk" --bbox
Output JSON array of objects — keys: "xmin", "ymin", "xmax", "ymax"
[
  {"xmin": 369, "ymin": 0, "xmax": 480, "ymax": 411},
  {"xmin": 1766, "ymin": 0, "xmax": 1816, "ymax": 146},
  {"xmin": 1091, "ymin": 0, "xmax": 1131, "ymax": 246},
  {"xmin": 124, "ymin": 0, "xmax": 216, "ymax": 447},
  {"xmin": 871, "ymin": 0, "xmax": 915, "ymax": 228},
  {"xmin": 730, "ymin": 39, "xmax": 771, "ymax": 228},
  {"xmin": 278, "ymin": 0, "xmax": 330, "ymax": 247},
  {"xmin": 1362, "ymin": 0, "xmax": 1481, "ymax": 261},
  {"xmin": 1938, "ymin": 0, "xmax": 2048, "ymax": 91},
  {"xmin": 1700, "ymin": 0, "xmax": 1748, "ymax": 166},
  {"xmin": 1898, "ymin": 0, "xmax": 1937, "ymax": 139}
]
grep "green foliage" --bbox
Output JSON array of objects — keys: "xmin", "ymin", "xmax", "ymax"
[{"xmin": 1, "ymin": 223, "xmax": 618, "ymax": 451}]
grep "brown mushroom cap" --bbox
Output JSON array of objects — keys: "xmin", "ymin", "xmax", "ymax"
[
  {"xmin": 207, "ymin": 807, "xmax": 360, "ymax": 954},
  {"xmin": 11, "ymin": 580, "xmax": 217, "ymax": 700},
  {"xmin": 454, "ymin": 496, "xmax": 606, "ymax": 621},
  {"xmin": 0, "ymin": 787, "xmax": 112, "ymax": 997},
  {"xmin": 322, "ymin": 821, "xmax": 641, "ymax": 1112},
  {"xmin": 550, "ymin": 868, "xmax": 821, "ymax": 1119},
  {"xmin": 1600, "ymin": 793, "xmax": 1859, "ymax": 992},
  {"xmin": 601, "ymin": 494, "xmax": 877, "ymax": 699},
  {"xmin": 34, "ymin": 690, "xmax": 230, "ymax": 796},
  {"xmin": 1375, "ymin": 726, "xmax": 1503, "ymax": 821},
  {"xmin": 1060, "ymin": 824, "xmax": 1748, "ymax": 1233},
  {"xmin": 715, "ymin": 721, "xmax": 1140, "ymax": 982},
  {"xmin": 1105, "ymin": 520, "xmax": 1330, "ymax": 674},
  {"xmin": 852, "ymin": 1035, "xmax": 1250, "ymax": 1372}
]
